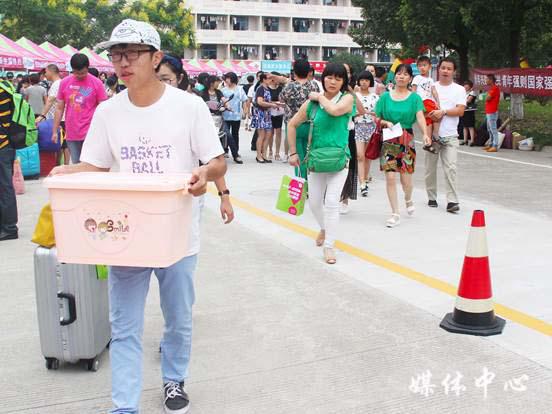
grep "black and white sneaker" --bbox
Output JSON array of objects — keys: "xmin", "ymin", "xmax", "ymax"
[
  {"xmin": 360, "ymin": 183, "xmax": 369, "ymax": 197},
  {"xmin": 163, "ymin": 381, "xmax": 190, "ymax": 414}
]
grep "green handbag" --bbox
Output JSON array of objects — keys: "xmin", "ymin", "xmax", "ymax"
[{"xmin": 305, "ymin": 103, "xmax": 349, "ymax": 173}]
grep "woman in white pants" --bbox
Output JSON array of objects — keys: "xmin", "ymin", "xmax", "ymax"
[{"xmin": 287, "ymin": 63, "xmax": 354, "ymax": 264}]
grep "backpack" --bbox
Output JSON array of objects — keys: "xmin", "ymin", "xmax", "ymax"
[{"xmin": 0, "ymin": 80, "xmax": 38, "ymax": 149}]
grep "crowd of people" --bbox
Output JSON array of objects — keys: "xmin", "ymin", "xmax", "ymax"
[{"xmin": 0, "ymin": 16, "xmax": 504, "ymax": 414}]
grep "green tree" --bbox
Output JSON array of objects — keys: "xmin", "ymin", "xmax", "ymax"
[
  {"xmin": 0, "ymin": 0, "xmax": 85, "ymax": 46},
  {"xmin": 351, "ymin": 0, "xmax": 551, "ymax": 78},
  {"xmin": 329, "ymin": 52, "xmax": 366, "ymax": 75},
  {"xmin": 81, "ymin": 0, "xmax": 127, "ymax": 49},
  {"xmin": 124, "ymin": 0, "xmax": 195, "ymax": 56}
]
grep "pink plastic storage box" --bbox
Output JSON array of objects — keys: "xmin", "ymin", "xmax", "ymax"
[{"xmin": 44, "ymin": 172, "xmax": 192, "ymax": 267}]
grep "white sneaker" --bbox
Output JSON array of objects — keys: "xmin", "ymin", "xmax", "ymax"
[{"xmin": 339, "ymin": 202, "xmax": 349, "ymax": 215}]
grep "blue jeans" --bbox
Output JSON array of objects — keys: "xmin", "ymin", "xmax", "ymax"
[
  {"xmin": 109, "ymin": 254, "xmax": 198, "ymax": 414},
  {"xmin": 486, "ymin": 112, "xmax": 499, "ymax": 147},
  {"xmin": 66, "ymin": 140, "xmax": 84, "ymax": 164},
  {"xmin": 0, "ymin": 146, "xmax": 18, "ymax": 234}
]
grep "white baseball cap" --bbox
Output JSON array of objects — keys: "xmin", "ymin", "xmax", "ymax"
[{"xmin": 96, "ymin": 19, "xmax": 161, "ymax": 50}]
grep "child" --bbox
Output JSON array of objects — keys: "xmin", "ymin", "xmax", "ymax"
[
  {"xmin": 354, "ymin": 70, "xmax": 379, "ymax": 196},
  {"xmin": 412, "ymin": 56, "xmax": 440, "ymax": 153}
]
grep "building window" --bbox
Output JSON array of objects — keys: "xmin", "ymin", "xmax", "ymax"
[
  {"xmin": 322, "ymin": 20, "xmax": 338, "ymax": 34},
  {"xmin": 293, "ymin": 46, "xmax": 312, "ymax": 60},
  {"xmin": 350, "ymin": 21, "xmax": 363, "ymax": 30},
  {"xmin": 294, "ymin": 0, "xmax": 309, "ymax": 3},
  {"xmin": 264, "ymin": 17, "xmax": 279, "ymax": 32},
  {"xmin": 323, "ymin": 47, "xmax": 337, "ymax": 60},
  {"xmin": 351, "ymin": 48, "xmax": 365, "ymax": 57},
  {"xmin": 323, "ymin": 0, "xmax": 337, "ymax": 5},
  {"xmin": 263, "ymin": 46, "xmax": 280, "ymax": 60},
  {"xmin": 377, "ymin": 49, "xmax": 391, "ymax": 63},
  {"xmin": 231, "ymin": 16, "xmax": 249, "ymax": 31},
  {"xmin": 198, "ymin": 15, "xmax": 224, "ymax": 30},
  {"xmin": 231, "ymin": 45, "xmax": 258, "ymax": 60},
  {"xmin": 292, "ymin": 18, "xmax": 313, "ymax": 33},
  {"xmin": 200, "ymin": 44, "xmax": 217, "ymax": 59}
]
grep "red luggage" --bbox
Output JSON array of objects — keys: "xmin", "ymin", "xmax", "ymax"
[{"xmin": 40, "ymin": 151, "xmax": 58, "ymax": 177}]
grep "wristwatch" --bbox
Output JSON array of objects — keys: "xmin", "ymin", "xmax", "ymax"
[{"xmin": 218, "ymin": 189, "xmax": 230, "ymax": 197}]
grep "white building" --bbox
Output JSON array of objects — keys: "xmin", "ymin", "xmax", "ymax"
[{"xmin": 184, "ymin": 0, "xmax": 389, "ymax": 62}]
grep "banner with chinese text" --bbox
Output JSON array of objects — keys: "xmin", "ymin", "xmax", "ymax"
[{"xmin": 473, "ymin": 68, "xmax": 552, "ymax": 96}]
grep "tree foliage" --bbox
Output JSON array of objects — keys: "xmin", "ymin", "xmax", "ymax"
[
  {"xmin": 350, "ymin": 0, "xmax": 552, "ymax": 78},
  {"xmin": 125, "ymin": 0, "xmax": 195, "ymax": 56},
  {"xmin": 329, "ymin": 52, "xmax": 366, "ymax": 75},
  {"xmin": 0, "ymin": 0, "xmax": 196, "ymax": 54}
]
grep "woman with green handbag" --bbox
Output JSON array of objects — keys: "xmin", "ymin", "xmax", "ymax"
[{"xmin": 287, "ymin": 63, "xmax": 354, "ymax": 265}]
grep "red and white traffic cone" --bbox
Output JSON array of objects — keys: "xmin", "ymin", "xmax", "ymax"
[{"xmin": 440, "ymin": 210, "xmax": 505, "ymax": 336}]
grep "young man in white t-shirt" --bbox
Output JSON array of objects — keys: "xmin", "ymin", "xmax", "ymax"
[
  {"xmin": 412, "ymin": 56, "xmax": 441, "ymax": 151},
  {"xmin": 424, "ymin": 57, "xmax": 466, "ymax": 214},
  {"xmin": 50, "ymin": 19, "xmax": 226, "ymax": 414}
]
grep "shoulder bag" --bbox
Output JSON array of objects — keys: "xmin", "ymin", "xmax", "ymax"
[
  {"xmin": 305, "ymin": 102, "xmax": 349, "ymax": 173},
  {"xmin": 365, "ymin": 119, "xmax": 383, "ymax": 160}
]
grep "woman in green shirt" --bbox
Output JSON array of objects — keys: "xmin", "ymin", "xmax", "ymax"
[
  {"xmin": 288, "ymin": 63, "xmax": 354, "ymax": 264},
  {"xmin": 375, "ymin": 64, "xmax": 431, "ymax": 228}
]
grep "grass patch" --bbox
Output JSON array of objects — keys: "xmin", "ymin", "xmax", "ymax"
[{"xmin": 476, "ymin": 98, "xmax": 552, "ymax": 149}]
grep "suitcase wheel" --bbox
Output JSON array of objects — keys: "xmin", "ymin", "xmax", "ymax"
[
  {"xmin": 45, "ymin": 358, "xmax": 59, "ymax": 370},
  {"xmin": 84, "ymin": 357, "xmax": 100, "ymax": 372}
]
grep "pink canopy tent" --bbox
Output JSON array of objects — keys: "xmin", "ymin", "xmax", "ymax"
[
  {"xmin": 79, "ymin": 47, "xmax": 113, "ymax": 73},
  {"xmin": 0, "ymin": 34, "xmax": 52, "ymax": 70},
  {"xmin": 62, "ymin": 45, "xmax": 79, "ymax": 56},
  {"xmin": 39, "ymin": 41, "xmax": 73, "ymax": 71},
  {"xmin": 183, "ymin": 59, "xmax": 217, "ymax": 76},
  {"xmin": 16, "ymin": 37, "xmax": 65, "ymax": 70},
  {"xmin": 0, "ymin": 44, "xmax": 24, "ymax": 69}
]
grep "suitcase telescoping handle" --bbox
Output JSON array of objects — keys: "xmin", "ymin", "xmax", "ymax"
[{"xmin": 57, "ymin": 292, "xmax": 77, "ymax": 326}]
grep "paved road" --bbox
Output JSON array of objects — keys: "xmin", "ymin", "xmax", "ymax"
[{"xmin": 1, "ymin": 129, "xmax": 551, "ymax": 413}]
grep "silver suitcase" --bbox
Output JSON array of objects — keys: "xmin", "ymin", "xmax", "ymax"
[{"xmin": 34, "ymin": 246, "xmax": 110, "ymax": 371}]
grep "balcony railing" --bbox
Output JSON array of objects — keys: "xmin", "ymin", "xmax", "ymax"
[
  {"xmin": 196, "ymin": 29, "xmax": 359, "ymax": 48},
  {"xmin": 187, "ymin": 0, "xmax": 362, "ymax": 19}
]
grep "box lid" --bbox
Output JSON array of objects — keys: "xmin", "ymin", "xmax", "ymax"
[{"xmin": 44, "ymin": 172, "xmax": 190, "ymax": 192}]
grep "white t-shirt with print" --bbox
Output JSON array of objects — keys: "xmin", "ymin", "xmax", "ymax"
[
  {"xmin": 80, "ymin": 85, "xmax": 224, "ymax": 257},
  {"xmin": 355, "ymin": 92, "xmax": 379, "ymax": 124},
  {"xmin": 434, "ymin": 81, "xmax": 466, "ymax": 138},
  {"xmin": 412, "ymin": 75, "xmax": 435, "ymax": 102}
]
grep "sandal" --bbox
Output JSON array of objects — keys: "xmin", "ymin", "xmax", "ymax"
[
  {"xmin": 386, "ymin": 213, "xmax": 400, "ymax": 228},
  {"xmin": 405, "ymin": 199, "xmax": 415, "ymax": 216},
  {"xmin": 274, "ymin": 154, "xmax": 281, "ymax": 161},
  {"xmin": 423, "ymin": 143, "xmax": 438, "ymax": 154},
  {"xmin": 323, "ymin": 247, "xmax": 336, "ymax": 264},
  {"xmin": 316, "ymin": 230, "xmax": 325, "ymax": 247}
]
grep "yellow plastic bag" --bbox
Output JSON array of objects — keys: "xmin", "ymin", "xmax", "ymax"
[{"xmin": 31, "ymin": 203, "xmax": 56, "ymax": 248}]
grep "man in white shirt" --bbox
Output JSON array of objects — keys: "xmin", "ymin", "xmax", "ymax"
[
  {"xmin": 36, "ymin": 64, "xmax": 62, "ymax": 121},
  {"xmin": 50, "ymin": 19, "xmax": 226, "ymax": 414},
  {"xmin": 425, "ymin": 57, "xmax": 466, "ymax": 213}
]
